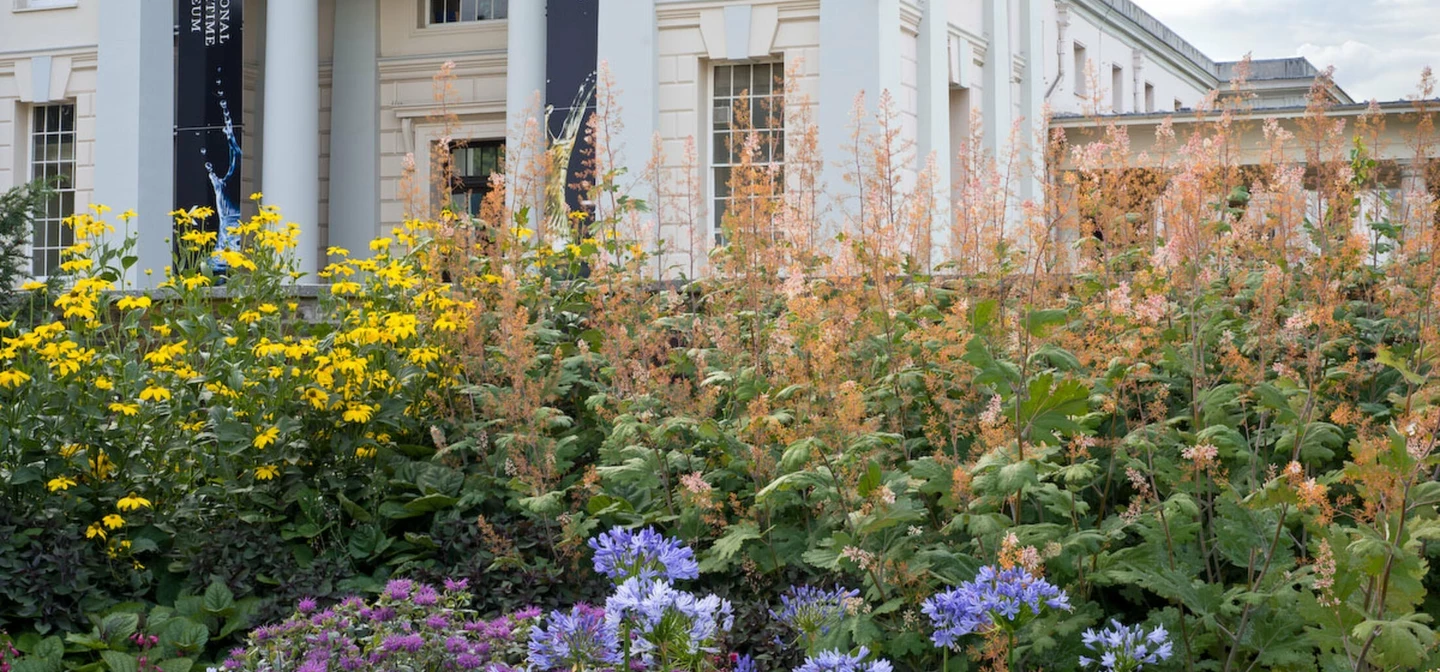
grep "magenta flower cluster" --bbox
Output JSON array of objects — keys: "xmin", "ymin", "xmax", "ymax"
[{"xmin": 224, "ymin": 579, "xmax": 535, "ymax": 672}]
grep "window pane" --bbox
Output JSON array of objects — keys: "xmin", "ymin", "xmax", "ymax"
[
  {"xmin": 461, "ymin": 0, "xmax": 478, "ymax": 21},
  {"xmin": 493, "ymin": 0, "xmax": 508, "ymax": 19},
  {"xmin": 752, "ymin": 63, "xmax": 771, "ymax": 95},
  {"xmin": 730, "ymin": 65, "xmax": 751, "ymax": 96},
  {"xmin": 713, "ymin": 67, "xmax": 730, "ymax": 98}
]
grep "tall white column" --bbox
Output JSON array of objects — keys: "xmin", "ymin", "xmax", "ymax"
[
  {"xmin": 94, "ymin": 0, "xmax": 173, "ymax": 287},
  {"xmin": 917, "ymin": 0, "xmax": 951, "ymax": 267},
  {"xmin": 819, "ymin": 0, "xmax": 901, "ymax": 236},
  {"xmin": 597, "ymin": 0, "xmax": 657, "ymax": 192},
  {"xmin": 1017, "ymin": 0, "xmax": 1046, "ymax": 204},
  {"xmin": 329, "ymin": 0, "xmax": 380, "ymax": 259},
  {"xmin": 506, "ymin": 0, "xmax": 548, "ymax": 219},
  {"xmin": 262, "ymin": 0, "xmax": 320, "ymax": 277},
  {"xmin": 982, "ymin": 0, "xmax": 1013, "ymax": 160}
]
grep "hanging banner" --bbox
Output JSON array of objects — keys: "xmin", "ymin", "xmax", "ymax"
[{"xmin": 175, "ymin": 0, "xmax": 244, "ymax": 265}]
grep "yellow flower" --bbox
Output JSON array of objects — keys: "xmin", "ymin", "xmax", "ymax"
[
  {"xmin": 59, "ymin": 443, "xmax": 83, "ymax": 458},
  {"xmin": 95, "ymin": 376, "xmax": 114, "ymax": 391},
  {"xmin": 119, "ymin": 209, "xmax": 137, "ymax": 222},
  {"xmin": 342, "ymin": 403, "xmax": 376, "ymax": 424},
  {"xmin": 250, "ymin": 192, "xmax": 264, "ymax": 201},
  {"xmin": 253, "ymin": 425, "xmax": 280, "ymax": 449},
  {"xmin": 355, "ymin": 446, "xmax": 378, "ymax": 459},
  {"xmin": 86, "ymin": 523, "xmax": 106, "ymax": 540},
  {"xmin": 152, "ymin": 324, "xmax": 173, "ymax": 337},
  {"xmin": 21, "ymin": 281, "xmax": 46, "ymax": 291},
  {"xmin": 369, "ymin": 237, "xmax": 393, "ymax": 252},
  {"xmin": 116, "ymin": 295, "xmax": 153, "ymax": 311},
  {"xmin": 109, "ymin": 402, "xmax": 140, "ymax": 416},
  {"xmin": 255, "ymin": 465, "xmax": 279, "ymax": 480},
  {"xmin": 116, "ymin": 492, "xmax": 152, "ymax": 511},
  {"xmin": 327, "ymin": 246, "xmax": 350, "ymax": 257},
  {"xmin": 238, "ymin": 310, "xmax": 261, "ymax": 325},
  {"xmin": 139, "ymin": 385, "xmax": 172, "ymax": 402},
  {"xmin": 102, "ymin": 513, "xmax": 125, "ymax": 529},
  {"xmin": 0, "ymin": 319, "xmax": 13, "ymax": 329},
  {"xmin": 181, "ymin": 275, "xmax": 212, "ymax": 291},
  {"xmin": 258, "ymin": 303, "xmax": 279, "ymax": 314},
  {"xmin": 47, "ymin": 476, "xmax": 77, "ymax": 492},
  {"xmin": 0, "ymin": 370, "xmax": 31, "ymax": 388},
  {"xmin": 303, "ymin": 388, "xmax": 330, "ymax": 410}
]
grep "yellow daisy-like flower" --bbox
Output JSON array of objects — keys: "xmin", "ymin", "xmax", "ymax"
[
  {"xmin": 21, "ymin": 281, "xmax": 46, "ymax": 291},
  {"xmin": 109, "ymin": 402, "xmax": 141, "ymax": 416},
  {"xmin": 0, "ymin": 370, "xmax": 31, "ymax": 388},
  {"xmin": 139, "ymin": 385, "xmax": 172, "ymax": 402},
  {"xmin": 102, "ymin": 514, "xmax": 125, "ymax": 529},
  {"xmin": 369, "ymin": 237, "xmax": 393, "ymax": 252},
  {"xmin": 254, "ymin": 465, "xmax": 279, "ymax": 480},
  {"xmin": 95, "ymin": 376, "xmax": 114, "ymax": 391},
  {"xmin": 355, "ymin": 446, "xmax": 378, "ymax": 459},
  {"xmin": 342, "ymin": 403, "xmax": 376, "ymax": 424},
  {"xmin": 116, "ymin": 492, "xmax": 152, "ymax": 511},
  {"xmin": 258, "ymin": 303, "xmax": 279, "ymax": 314},
  {"xmin": 302, "ymin": 388, "xmax": 329, "ymax": 410},
  {"xmin": 0, "ymin": 319, "xmax": 13, "ymax": 329},
  {"xmin": 238, "ymin": 310, "xmax": 261, "ymax": 325},
  {"xmin": 86, "ymin": 523, "xmax": 107, "ymax": 540},
  {"xmin": 47, "ymin": 476, "xmax": 77, "ymax": 492},
  {"xmin": 253, "ymin": 425, "xmax": 280, "ymax": 449},
  {"xmin": 116, "ymin": 295, "xmax": 153, "ymax": 311}
]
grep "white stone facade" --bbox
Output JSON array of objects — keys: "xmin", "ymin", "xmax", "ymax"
[{"xmin": 0, "ymin": 0, "xmax": 1349, "ymax": 283}]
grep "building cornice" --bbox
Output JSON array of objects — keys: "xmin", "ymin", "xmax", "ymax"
[
  {"xmin": 1050, "ymin": 98, "xmax": 1440, "ymax": 128},
  {"xmin": 1068, "ymin": 0, "xmax": 1217, "ymax": 94}
]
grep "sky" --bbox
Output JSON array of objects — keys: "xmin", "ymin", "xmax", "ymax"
[{"xmin": 1128, "ymin": 0, "xmax": 1440, "ymax": 102}]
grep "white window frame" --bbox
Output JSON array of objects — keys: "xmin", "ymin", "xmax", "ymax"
[
  {"xmin": 708, "ymin": 60, "xmax": 785, "ymax": 245},
  {"xmin": 424, "ymin": 0, "xmax": 507, "ymax": 26},
  {"xmin": 1073, "ymin": 42, "xmax": 1088, "ymax": 96},
  {"xmin": 26, "ymin": 102, "xmax": 77, "ymax": 279}
]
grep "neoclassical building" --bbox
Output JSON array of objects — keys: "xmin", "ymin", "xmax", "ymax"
[{"xmin": 0, "ymin": 0, "xmax": 1367, "ymax": 284}]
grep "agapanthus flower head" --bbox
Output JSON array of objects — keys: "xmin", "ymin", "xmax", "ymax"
[
  {"xmin": 1078, "ymin": 621, "xmax": 1172, "ymax": 671},
  {"xmin": 604, "ymin": 577, "xmax": 734, "ymax": 665},
  {"xmin": 527, "ymin": 604, "xmax": 620, "ymax": 672},
  {"xmin": 921, "ymin": 565, "xmax": 1071, "ymax": 650},
  {"xmin": 588, "ymin": 526, "xmax": 699, "ymax": 582},
  {"xmin": 772, "ymin": 585, "xmax": 860, "ymax": 640},
  {"xmin": 732, "ymin": 653, "xmax": 758, "ymax": 672},
  {"xmin": 794, "ymin": 647, "xmax": 893, "ymax": 672}
]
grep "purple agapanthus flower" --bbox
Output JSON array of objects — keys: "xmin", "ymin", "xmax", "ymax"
[
  {"xmin": 771, "ymin": 585, "xmax": 859, "ymax": 639},
  {"xmin": 794, "ymin": 647, "xmax": 893, "ymax": 672},
  {"xmin": 922, "ymin": 565, "xmax": 1072, "ymax": 650},
  {"xmin": 588, "ymin": 526, "xmax": 700, "ymax": 582},
  {"xmin": 604, "ymin": 577, "xmax": 734, "ymax": 662},
  {"xmin": 527, "ymin": 604, "xmax": 621, "ymax": 671},
  {"xmin": 1078, "ymin": 621, "xmax": 1172, "ymax": 670},
  {"xmin": 733, "ymin": 653, "xmax": 758, "ymax": 672}
]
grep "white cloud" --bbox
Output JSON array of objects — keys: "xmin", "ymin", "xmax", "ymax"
[{"xmin": 1128, "ymin": 0, "xmax": 1440, "ymax": 100}]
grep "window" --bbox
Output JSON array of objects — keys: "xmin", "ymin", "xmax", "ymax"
[
  {"xmin": 429, "ymin": 0, "xmax": 506, "ymax": 24},
  {"xmin": 1145, "ymin": 82, "xmax": 1155, "ymax": 113},
  {"xmin": 446, "ymin": 140, "xmax": 503, "ymax": 217},
  {"xmin": 1111, "ymin": 65, "xmax": 1124, "ymax": 112},
  {"xmin": 1073, "ymin": 43, "xmax": 1088, "ymax": 96},
  {"xmin": 28, "ymin": 104, "xmax": 75, "ymax": 277},
  {"xmin": 711, "ymin": 62, "xmax": 784, "ymax": 242}
]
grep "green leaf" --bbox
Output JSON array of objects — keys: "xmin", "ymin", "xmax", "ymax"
[
  {"xmin": 202, "ymin": 582, "xmax": 234, "ymax": 614},
  {"xmin": 156, "ymin": 659, "xmax": 194, "ymax": 672},
  {"xmin": 100, "ymin": 651, "xmax": 138, "ymax": 672},
  {"xmin": 1376, "ymin": 345, "xmax": 1424, "ymax": 385},
  {"xmin": 1023, "ymin": 308, "xmax": 1069, "ymax": 337},
  {"xmin": 699, "ymin": 522, "xmax": 762, "ymax": 573}
]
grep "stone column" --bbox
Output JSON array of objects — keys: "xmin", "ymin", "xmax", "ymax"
[
  {"xmin": 94, "ymin": 0, "xmax": 173, "ymax": 287},
  {"xmin": 917, "ymin": 0, "xmax": 951, "ymax": 267},
  {"xmin": 1016, "ymin": 0, "xmax": 1045, "ymax": 204},
  {"xmin": 819, "ymin": 0, "xmax": 902, "ymax": 236},
  {"xmin": 262, "ymin": 0, "xmax": 320, "ymax": 276},
  {"xmin": 506, "ymin": 0, "xmax": 548, "ymax": 218},
  {"xmin": 329, "ymin": 0, "xmax": 380, "ymax": 259},
  {"xmin": 982, "ymin": 0, "xmax": 1012, "ymax": 159}
]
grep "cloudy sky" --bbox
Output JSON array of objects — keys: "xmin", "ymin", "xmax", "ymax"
[{"xmin": 1129, "ymin": 0, "xmax": 1440, "ymax": 102}]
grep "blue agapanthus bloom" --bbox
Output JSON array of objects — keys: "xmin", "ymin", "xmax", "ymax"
[
  {"xmin": 794, "ymin": 647, "xmax": 893, "ymax": 672},
  {"xmin": 733, "ymin": 653, "xmax": 758, "ymax": 672},
  {"xmin": 771, "ymin": 585, "xmax": 859, "ymax": 639},
  {"xmin": 1078, "ymin": 621, "xmax": 1172, "ymax": 671},
  {"xmin": 605, "ymin": 577, "xmax": 734, "ymax": 663},
  {"xmin": 526, "ymin": 604, "xmax": 620, "ymax": 671},
  {"xmin": 588, "ymin": 526, "xmax": 700, "ymax": 583},
  {"xmin": 921, "ymin": 565, "xmax": 1071, "ymax": 650}
]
